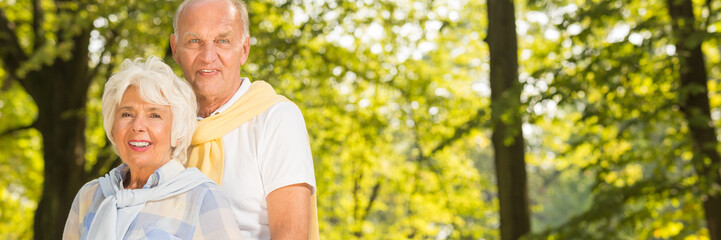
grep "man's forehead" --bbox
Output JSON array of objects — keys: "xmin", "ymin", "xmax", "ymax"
[
  {"xmin": 176, "ymin": 1, "xmax": 241, "ymax": 32},
  {"xmin": 180, "ymin": 0, "xmax": 237, "ymax": 18}
]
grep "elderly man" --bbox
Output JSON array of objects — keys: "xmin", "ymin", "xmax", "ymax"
[{"xmin": 169, "ymin": 0, "xmax": 317, "ymax": 239}]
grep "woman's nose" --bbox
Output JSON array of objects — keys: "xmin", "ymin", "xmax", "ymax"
[{"xmin": 131, "ymin": 117, "xmax": 146, "ymax": 132}]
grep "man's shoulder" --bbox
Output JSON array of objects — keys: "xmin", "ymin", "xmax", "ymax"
[
  {"xmin": 265, "ymin": 100, "xmax": 303, "ymax": 117},
  {"xmin": 257, "ymin": 101, "xmax": 308, "ymax": 131}
]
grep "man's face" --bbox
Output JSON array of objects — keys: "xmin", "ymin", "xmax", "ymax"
[{"xmin": 171, "ymin": 0, "xmax": 250, "ymax": 100}]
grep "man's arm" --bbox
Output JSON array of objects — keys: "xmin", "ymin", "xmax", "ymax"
[
  {"xmin": 261, "ymin": 102, "xmax": 316, "ymax": 239},
  {"xmin": 267, "ymin": 183, "xmax": 312, "ymax": 240}
]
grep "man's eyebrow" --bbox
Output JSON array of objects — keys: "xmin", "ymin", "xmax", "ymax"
[
  {"xmin": 182, "ymin": 32, "xmax": 200, "ymax": 39},
  {"xmin": 217, "ymin": 31, "xmax": 233, "ymax": 38}
]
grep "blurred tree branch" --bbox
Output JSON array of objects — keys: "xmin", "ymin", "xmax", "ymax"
[
  {"xmin": 31, "ymin": 0, "xmax": 45, "ymax": 50},
  {"xmin": 0, "ymin": 122, "xmax": 37, "ymax": 138}
]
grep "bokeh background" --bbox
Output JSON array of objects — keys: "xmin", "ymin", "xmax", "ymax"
[{"xmin": 1, "ymin": 0, "xmax": 721, "ymax": 239}]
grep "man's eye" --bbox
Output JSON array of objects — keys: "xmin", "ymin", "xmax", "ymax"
[
  {"xmin": 150, "ymin": 113, "xmax": 161, "ymax": 118},
  {"xmin": 190, "ymin": 39, "xmax": 200, "ymax": 43},
  {"xmin": 218, "ymin": 39, "xmax": 229, "ymax": 44}
]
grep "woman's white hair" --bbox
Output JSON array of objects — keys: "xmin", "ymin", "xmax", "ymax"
[{"xmin": 102, "ymin": 56, "xmax": 197, "ymax": 164}]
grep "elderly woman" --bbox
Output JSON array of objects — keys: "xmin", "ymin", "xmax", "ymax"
[{"xmin": 63, "ymin": 56, "xmax": 242, "ymax": 239}]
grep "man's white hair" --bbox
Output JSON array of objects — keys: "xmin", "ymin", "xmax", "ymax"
[
  {"xmin": 172, "ymin": 0, "xmax": 250, "ymax": 41},
  {"xmin": 102, "ymin": 56, "xmax": 198, "ymax": 163}
]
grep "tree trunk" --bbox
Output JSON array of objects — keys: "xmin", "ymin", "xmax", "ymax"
[
  {"xmin": 486, "ymin": 0, "xmax": 531, "ymax": 239},
  {"xmin": 667, "ymin": 0, "xmax": 721, "ymax": 238},
  {"xmin": 30, "ymin": 30, "xmax": 91, "ymax": 240}
]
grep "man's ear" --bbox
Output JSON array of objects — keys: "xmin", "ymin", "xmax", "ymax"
[
  {"xmin": 170, "ymin": 34, "xmax": 179, "ymax": 63},
  {"xmin": 239, "ymin": 35, "xmax": 250, "ymax": 65}
]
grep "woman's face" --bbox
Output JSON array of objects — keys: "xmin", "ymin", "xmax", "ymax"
[{"xmin": 112, "ymin": 85, "xmax": 174, "ymax": 170}]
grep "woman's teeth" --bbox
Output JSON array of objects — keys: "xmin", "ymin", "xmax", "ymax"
[{"xmin": 129, "ymin": 141, "xmax": 150, "ymax": 147}]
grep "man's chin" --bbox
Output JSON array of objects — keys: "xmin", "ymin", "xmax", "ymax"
[
  {"xmin": 193, "ymin": 83, "xmax": 228, "ymax": 97},
  {"xmin": 191, "ymin": 75, "xmax": 223, "ymax": 85}
]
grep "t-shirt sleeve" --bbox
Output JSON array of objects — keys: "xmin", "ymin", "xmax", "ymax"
[{"xmin": 259, "ymin": 101, "xmax": 317, "ymax": 197}]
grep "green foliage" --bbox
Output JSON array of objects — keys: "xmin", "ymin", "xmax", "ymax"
[
  {"xmin": 244, "ymin": 0, "xmax": 496, "ymax": 238},
  {"xmin": 520, "ymin": 0, "xmax": 721, "ymax": 238},
  {"xmin": 3, "ymin": 0, "xmax": 720, "ymax": 238},
  {"xmin": 0, "ymin": 82, "xmax": 42, "ymax": 240}
]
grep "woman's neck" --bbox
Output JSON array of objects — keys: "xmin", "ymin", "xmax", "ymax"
[
  {"xmin": 123, "ymin": 169, "xmax": 152, "ymax": 189},
  {"xmin": 123, "ymin": 159, "xmax": 171, "ymax": 189}
]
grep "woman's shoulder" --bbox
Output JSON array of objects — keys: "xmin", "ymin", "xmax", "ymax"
[
  {"xmin": 177, "ymin": 167, "xmax": 222, "ymax": 194},
  {"xmin": 69, "ymin": 179, "xmax": 104, "ymax": 221},
  {"xmin": 180, "ymin": 180, "xmax": 233, "ymax": 210},
  {"xmin": 184, "ymin": 181, "xmax": 223, "ymax": 199},
  {"xmin": 76, "ymin": 179, "xmax": 102, "ymax": 200},
  {"xmin": 155, "ymin": 167, "xmax": 228, "ymax": 207},
  {"xmin": 142, "ymin": 180, "xmax": 227, "ymax": 219}
]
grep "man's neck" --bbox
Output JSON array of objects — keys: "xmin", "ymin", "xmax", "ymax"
[{"xmin": 197, "ymin": 79, "xmax": 243, "ymax": 118}]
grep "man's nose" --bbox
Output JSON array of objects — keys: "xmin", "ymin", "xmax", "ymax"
[{"xmin": 200, "ymin": 43, "xmax": 219, "ymax": 63}]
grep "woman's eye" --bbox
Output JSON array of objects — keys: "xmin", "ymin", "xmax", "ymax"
[
  {"xmin": 150, "ymin": 113, "xmax": 161, "ymax": 118},
  {"xmin": 121, "ymin": 112, "xmax": 131, "ymax": 117}
]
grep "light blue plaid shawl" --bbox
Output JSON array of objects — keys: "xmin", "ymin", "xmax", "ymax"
[{"xmin": 85, "ymin": 161, "xmax": 212, "ymax": 240}]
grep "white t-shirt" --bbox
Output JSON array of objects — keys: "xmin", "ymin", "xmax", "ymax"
[{"xmin": 197, "ymin": 78, "xmax": 317, "ymax": 239}]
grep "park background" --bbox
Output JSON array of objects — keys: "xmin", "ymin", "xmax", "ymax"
[{"xmin": 2, "ymin": 0, "xmax": 721, "ymax": 239}]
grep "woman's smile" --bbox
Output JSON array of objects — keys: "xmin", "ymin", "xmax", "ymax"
[{"xmin": 128, "ymin": 140, "xmax": 152, "ymax": 151}]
